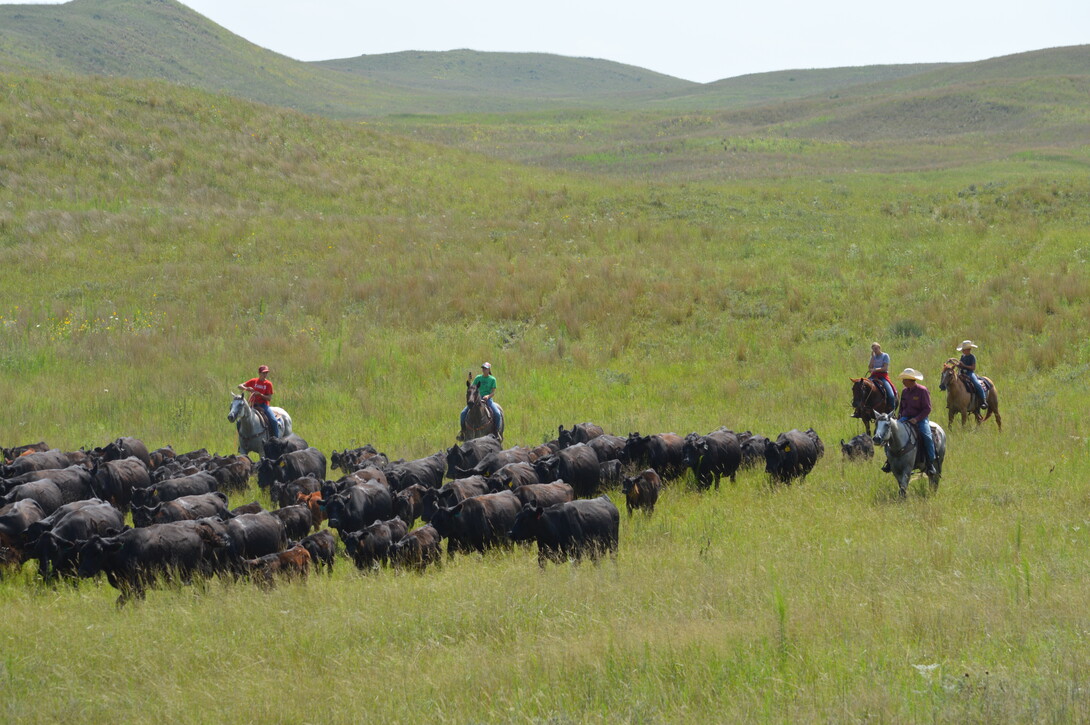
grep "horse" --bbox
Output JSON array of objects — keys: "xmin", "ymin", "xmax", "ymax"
[
  {"xmin": 849, "ymin": 377, "xmax": 897, "ymax": 436},
  {"xmin": 461, "ymin": 376, "xmax": 503, "ymax": 443},
  {"xmin": 872, "ymin": 412, "xmax": 946, "ymax": 498},
  {"xmin": 939, "ymin": 359, "xmax": 1001, "ymax": 431},
  {"xmin": 227, "ymin": 394, "xmax": 293, "ymax": 457}
]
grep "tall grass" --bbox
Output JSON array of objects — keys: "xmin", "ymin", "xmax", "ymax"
[{"xmin": 0, "ymin": 72, "xmax": 1088, "ymax": 722}]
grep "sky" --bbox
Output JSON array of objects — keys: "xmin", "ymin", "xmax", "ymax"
[{"xmin": 5, "ymin": 0, "xmax": 1089, "ymax": 83}]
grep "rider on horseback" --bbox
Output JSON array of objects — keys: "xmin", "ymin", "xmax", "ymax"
[
  {"xmin": 956, "ymin": 340, "xmax": 987, "ymax": 409},
  {"xmin": 238, "ymin": 365, "xmax": 279, "ymax": 439},
  {"xmin": 893, "ymin": 368, "xmax": 937, "ymax": 476},
  {"xmin": 867, "ymin": 342, "xmax": 897, "ymax": 410},
  {"xmin": 459, "ymin": 362, "xmax": 502, "ymax": 439}
]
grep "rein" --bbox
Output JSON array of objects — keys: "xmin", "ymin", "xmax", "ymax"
[{"xmin": 881, "ymin": 419, "xmax": 915, "ymax": 459}]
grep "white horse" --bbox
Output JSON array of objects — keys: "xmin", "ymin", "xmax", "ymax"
[
  {"xmin": 227, "ymin": 394, "xmax": 293, "ymax": 457},
  {"xmin": 873, "ymin": 412, "xmax": 946, "ymax": 498}
]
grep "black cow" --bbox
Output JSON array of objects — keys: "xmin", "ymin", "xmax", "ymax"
[
  {"xmin": 557, "ymin": 423, "xmax": 604, "ymax": 449},
  {"xmin": 270, "ymin": 505, "xmax": 313, "ymax": 540},
  {"xmin": 622, "ymin": 469, "xmax": 662, "ymax": 516},
  {"xmin": 90, "ymin": 457, "xmax": 151, "ymax": 513},
  {"xmin": 131, "ymin": 472, "xmax": 218, "ymax": 508},
  {"xmin": 840, "ymin": 434, "xmax": 875, "ymax": 461},
  {"xmin": 223, "ymin": 512, "xmax": 288, "ymax": 573},
  {"xmin": 445, "ymin": 436, "xmax": 503, "ymax": 479},
  {"xmin": 587, "ymin": 434, "xmax": 626, "ymax": 463},
  {"xmin": 0, "ymin": 449, "xmax": 71, "ymax": 479},
  {"xmin": 533, "ymin": 443, "xmax": 600, "ymax": 498},
  {"xmin": 764, "ymin": 429, "xmax": 824, "ymax": 484},
  {"xmin": 270, "ymin": 475, "xmax": 322, "ymax": 509},
  {"xmin": 486, "ymin": 462, "xmax": 540, "ymax": 491},
  {"xmin": 342, "ymin": 517, "xmax": 409, "ymax": 570},
  {"xmin": 2, "ymin": 479, "xmax": 64, "ymax": 516},
  {"xmin": 77, "ymin": 520, "xmax": 229, "ymax": 603},
  {"xmin": 34, "ymin": 502, "xmax": 126, "ymax": 580},
  {"xmin": 738, "ymin": 433, "xmax": 770, "ymax": 469},
  {"xmin": 263, "ymin": 433, "xmax": 309, "ymax": 461},
  {"xmin": 392, "ymin": 484, "xmax": 429, "ymax": 527},
  {"xmin": 321, "ymin": 482, "xmax": 393, "ymax": 536},
  {"xmin": 512, "ymin": 481, "xmax": 575, "ymax": 508},
  {"xmin": 292, "ymin": 529, "xmax": 336, "ymax": 574},
  {"xmin": 96, "ymin": 437, "xmax": 151, "ymax": 468},
  {"xmin": 1, "ymin": 465, "xmax": 93, "ymax": 503},
  {"xmin": 623, "ymin": 433, "xmax": 686, "ymax": 479},
  {"xmin": 390, "ymin": 525, "xmax": 442, "ymax": 572},
  {"xmin": 2, "ymin": 441, "xmax": 49, "ymax": 463},
  {"xmin": 508, "ymin": 496, "xmax": 620, "ymax": 568},
  {"xmin": 419, "ymin": 476, "xmax": 491, "ymax": 523},
  {"xmin": 148, "ymin": 446, "xmax": 176, "ymax": 469},
  {"xmin": 429, "ymin": 490, "xmax": 521, "ymax": 556},
  {"xmin": 330, "ymin": 445, "xmax": 386, "ymax": 474},
  {"xmin": 204, "ymin": 455, "xmax": 252, "ymax": 492},
  {"xmin": 230, "ymin": 501, "xmax": 265, "ymax": 516},
  {"xmin": 257, "ymin": 448, "xmax": 326, "ymax": 490},
  {"xmin": 0, "ymin": 499, "xmax": 45, "ymax": 565},
  {"xmin": 682, "ymin": 429, "xmax": 742, "ymax": 490},
  {"xmin": 385, "ymin": 451, "xmax": 446, "ymax": 491},
  {"xmin": 139, "ymin": 492, "xmax": 232, "ymax": 527},
  {"xmin": 452, "ymin": 447, "xmax": 532, "ymax": 479},
  {"xmin": 599, "ymin": 460, "xmax": 623, "ymax": 488}
]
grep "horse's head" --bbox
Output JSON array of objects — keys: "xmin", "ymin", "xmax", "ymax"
[
  {"xmin": 227, "ymin": 394, "xmax": 246, "ymax": 423},
  {"xmin": 872, "ymin": 413, "xmax": 892, "ymax": 445},
  {"xmin": 938, "ymin": 360, "xmax": 958, "ymax": 391},
  {"xmin": 466, "ymin": 381, "xmax": 481, "ymax": 407}
]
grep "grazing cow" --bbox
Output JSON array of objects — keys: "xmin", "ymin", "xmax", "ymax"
[
  {"xmin": 321, "ymin": 482, "xmax": 393, "ymax": 537},
  {"xmin": 293, "ymin": 530, "xmax": 336, "ymax": 574},
  {"xmin": 204, "ymin": 455, "xmax": 252, "ymax": 492},
  {"xmin": 33, "ymin": 502, "xmax": 126, "ymax": 580},
  {"xmin": 342, "ymin": 517, "xmax": 409, "ymax": 570},
  {"xmin": 508, "ymin": 496, "xmax": 620, "ymax": 568},
  {"xmin": 445, "ymin": 436, "xmax": 503, "ymax": 479},
  {"xmin": 623, "ymin": 433, "xmax": 686, "ymax": 479},
  {"xmin": 131, "ymin": 472, "xmax": 218, "ymax": 508},
  {"xmin": 390, "ymin": 525, "xmax": 443, "ymax": 572},
  {"xmin": 840, "ymin": 434, "xmax": 875, "ymax": 461},
  {"xmin": 90, "ymin": 457, "xmax": 151, "ymax": 513},
  {"xmin": 77, "ymin": 520, "xmax": 229, "ymax": 603},
  {"xmin": 419, "ymin": 477, "xmax": 491, "ymax": 523},
  {"xmin": 385, "ymin": 451, "xmax": 446, "ymax": 491},
  {"xmin": 682, "ymin": 429, "xmax": 742, "ymax": 490},
  {"xmin": 622, "ymin": 469, "xmax": 662, "ymax": 516},
  {"xmin": 2, "ymin": 441, "xmax": 49, "ymax": 463},
  {"xmin": 223, "ymin": 512, "xmax": 288, "ymax": 572},
  {"xmin": 244, "ymin": 545, "xmax": 311, "ymax": 587},
  {"xmin": 262, "ymin": 433, "xmax": 309, "ymax": 461},
  {"xmin": 429, "ymin": 490, "xmax": 521, "ymax": 556},
  {"xmin": 533, "ymin": 443, "xmax": 600, "ymax": 498},
  {"xmin": 96, "ymin": 437, "xmax": 151, "ymax": 468},
  {"xmin": 257, "ymin": 448, "xmax": 326, "ymax": 490},
  {"xmin": 0, "ymin": 449, "xmax": 71, "ymax": 479},
  {"xmin": 296, "ymin": 491, "xmax": 325, "ymax": 530},
  {"xmin": 764, "ymin": 429, "xmax": 824, "ymax": 484},
  {"xmin": 512, "ymin": 481, "xmax": 575, "ymax": 508},
  {"xmin": 2, "ymin": 479, "xmax": 65, "ymax": 516},
  {"xmin": 270, "ymin": 505, "xmax": 313, "ymax": 540},
  {"xmin": 599, "ymin": 460, "xmax": 623, "ymax": 488},
  {"xmin": 0, "ymin": 499, "xmax": 45, "ymax": 566},
  {"xmin": 452, "ymin": 447, "xmax": 533, "ymax": 479},
  {"xmin": 587, "ymin": 434, "xmax": 626, "ymax": 463},
  {"xmin": 738, "ymin": 433, "xmax": 770, "ymax": 469},
  {"xmin": 392, "ymin": 484, "xmax": 428, "ymax": 527},
  {"xmin": 557, "ymin": 423, "xmax": 604, "ymax": 449},
  {"xmin": 486, "ymin": 462, "xmax": 540, "ymax": 491}
]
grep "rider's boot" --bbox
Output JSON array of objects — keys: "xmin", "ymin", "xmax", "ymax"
[
  {"xmin": 925, "ymin": 459, "xmax": 938, "ymax": 476},
  {"xmin": 881, "ymin": 459, "xmax": 891, "ymax": 473}
]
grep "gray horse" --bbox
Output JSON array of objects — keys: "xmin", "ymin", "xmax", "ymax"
[
  {"xmin": 227, "ymin": 394, "xmax": 293, "ymax": 457},
  {"xmin": 872, "ymin": 412, "xmax": 946, "ymax": 498}
]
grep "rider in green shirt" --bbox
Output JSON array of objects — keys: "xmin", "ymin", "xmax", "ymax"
[{"xmin": 460, "ymin": 362, "xmax": 501, "ymax": 435}]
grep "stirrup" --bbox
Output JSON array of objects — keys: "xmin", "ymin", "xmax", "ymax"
[
  {"xmin": 880, "ymin": 460, "xmax": 891, "ymax": 473},
  {"xmin": 925, "ymin": 462, "xmax": 937, "ymax": 476}
]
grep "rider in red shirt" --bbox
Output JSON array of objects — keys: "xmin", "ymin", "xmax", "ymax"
[{"xmin": 239, "ymin": 365, "xmax": 279, "ymax": 438}]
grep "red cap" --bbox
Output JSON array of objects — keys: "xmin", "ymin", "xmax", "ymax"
[{"xmin": 258, "ymin": 365, "xmax": 270, "ymax": 373}]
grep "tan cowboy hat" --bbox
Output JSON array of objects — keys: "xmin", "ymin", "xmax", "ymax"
[
  {"xmin": 957, "ymin": 340, "xmax": 978, "ymax": 351},
  {"xmin": 898, "ymin": 368, "xmax": 924, "ymax": 381}
]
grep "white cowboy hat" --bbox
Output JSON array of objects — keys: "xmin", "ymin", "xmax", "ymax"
[
  {"xmin": 957, "ymin": 340, "xmax": 978, "ymax": 351},
  {"xmin": 898, "ymin": 368, "xmax": 924, "ymax": 381}
]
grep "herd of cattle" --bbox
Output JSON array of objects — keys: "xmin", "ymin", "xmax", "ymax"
[{"xmin": 0, "ymin": 423, "xmax": 850, "ymax": 603}]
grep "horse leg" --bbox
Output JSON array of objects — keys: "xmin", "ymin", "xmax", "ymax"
[{"xmin": 897, "ymin": 471, "xmax": 909, "ymax": 499}]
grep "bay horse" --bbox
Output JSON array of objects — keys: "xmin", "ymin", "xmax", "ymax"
[
  {"xmin": 873, "ymin": 413, "xmax": 946, "ymax": 498},
  {"xmin": 939, "ymin": 359, "xmax": 1001, "ymax": 431},
  {"xmin": 227, "ymin": 394, "xmax": 293, "ymax": 457},
  {"xmin": 850, "ymin": 377, "xmax": 897, "ymax": 436},
  {"xmin": 462, "ymin": 375, "xmax": 503, "ymax": 443}
]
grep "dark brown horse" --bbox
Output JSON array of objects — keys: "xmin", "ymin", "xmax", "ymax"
[
  {"xmin": 461, "ymin": 374, "xmax": 504, "ymax": 443},
  {"xmin": 939, "ymin": 359, "xmax": 1001, "ymax": 430},
  {"xmin": 850, "ymin": 377, "xmax": 897, "ymax": 436}
]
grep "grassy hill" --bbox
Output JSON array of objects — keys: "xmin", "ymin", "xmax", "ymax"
[{"xmin": 1, "ymin": 65, "xmax": 1089, "ymax": 722}]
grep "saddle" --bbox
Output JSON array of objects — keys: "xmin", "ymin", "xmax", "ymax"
[
  {"xmin": 958, "ymin": 373, "xmax": 991, "ymax": 405},
  {"xmin": 899, "ymin": 423, "xmax": 935, "ymax": 470},
  {"xmin": 255, "ymin": 407, "xmax": 276, "ymax": 433}
]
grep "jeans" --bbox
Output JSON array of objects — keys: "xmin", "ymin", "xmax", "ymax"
[
  {"xmin": 899, "ymin": 416, "xmax": 935, "ymax": 462},
  {"xmin": 871, "ymin": 376, "xmax": 896, "ymax": 409},
  {"xmin": 255, "ymin": 403, "xmax": 280, "ymax": 438},
  {"xmin": 966, "ymin": 372, "xmax": 986, "ymax": 404}
]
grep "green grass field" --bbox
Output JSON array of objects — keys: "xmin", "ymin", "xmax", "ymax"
[{"xmin": 1, "ymin": 70, "xmax": 1089, "ymax": 722}]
